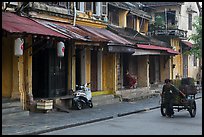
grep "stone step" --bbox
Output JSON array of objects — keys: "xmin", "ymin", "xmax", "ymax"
[
  {"xmin": 115, "ymin": 87, "xmax": 160, "ymax": 102},
  {"xmin": 92, "ymin": 94, "xmax": 120, "ymax": 107},
  {"xmin": 2, "ymin": 101, "xmax": 21, "ymax": 108},
  {"xmin": 2, "ymin": 106, "xmax": 24, "ymax": 115},
  {"xmin": 2, "ymin": 98, "xmax": 29, "ymax": 119},
  {"xmin": 2, "ymin": 110, "xmax": 30, "ymax": 120}
]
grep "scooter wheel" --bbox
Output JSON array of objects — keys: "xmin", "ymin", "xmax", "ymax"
[
  {"xmin": 89, "ymin": 102, "xmax": 93, "ymax": 108},
  {"xmin": 76, "ymin": 101, "xmax": 82, "ymax": 110}
]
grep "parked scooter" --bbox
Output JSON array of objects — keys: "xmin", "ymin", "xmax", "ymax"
[{"xmin": 72, "ymin": 83, "xmax": 93, "ymax": 110}]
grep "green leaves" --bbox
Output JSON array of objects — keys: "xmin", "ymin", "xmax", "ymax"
[{"xmin": 188, "ymin": 16, "xmax": 202, "ymax": 58}]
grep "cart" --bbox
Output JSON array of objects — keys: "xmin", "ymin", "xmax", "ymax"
[{"xmin": 160, "ymin": 78, "xmax": 197, "ymax": 118}]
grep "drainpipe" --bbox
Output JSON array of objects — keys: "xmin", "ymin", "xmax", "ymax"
[{"xmin": 73, "ymin": 2, "xmax": 76, "ymax": 26}]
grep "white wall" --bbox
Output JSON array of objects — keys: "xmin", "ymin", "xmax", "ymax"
[{"xmin": 179, "ymin": 2, "xmax": 199, "ymax": 38}]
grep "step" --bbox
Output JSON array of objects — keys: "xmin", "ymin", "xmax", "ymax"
[
  {"xmin": 2, "ymin": 101, "xmax": 21, "ymax": 108},
  {"xmin": 92, "ymin": 94, "xmax": 120, "ymax": 107},
  {"xmin": 116, "ymin": 87, "xmax": 160, "ymax": 102},
  {"xmin": 2, "ymin": 110, "xmax": 29, "ymax": 120},
  {"xmin": 2, "ymin": 98, "xmax": 29, "ymax": 119},
  {"xmin": 2, "ymin": 106, "xmax": 25, "ymax": 115}
]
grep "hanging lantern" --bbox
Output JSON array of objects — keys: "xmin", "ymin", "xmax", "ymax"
[
  {"xmin": 14, "ymin": 38, "xmax": 24, "ymax": 56},
  {"xmin": 57, "ymin": 41, "xmax": 65, "ymax": 57}
]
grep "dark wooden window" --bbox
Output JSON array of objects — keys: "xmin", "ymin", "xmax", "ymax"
[
  {"xmin": 93, "ymin": 2, "xmax": 97, "ymax": 14},
  {"xmin": 76, "ymin": 2, "xmax": 80, "ymax": 10},
  {"xmin": 101, "ymin": 2, "xmax": 107, "ymax": 15},
  {"xmin": 127, "ymin": 14, "xmax": 134, "ymax": 29},
  {"xmin": 109, "ymin": 9, "xmax": 119, "ymax": 26},
  {"xmin": 85, "ymin": 2, "xmax": 92, "ymax": 11},
  {"xmin": 188, "ymin": 13, "xmax": 192, "ymax": 30}
]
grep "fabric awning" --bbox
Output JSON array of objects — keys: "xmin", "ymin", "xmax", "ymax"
[
  {"xmin": 137, "ymin": 44, "xmax": 180, "ymax": 55},
  {"xmin": 181, "ymin": 40, "xmax": 193, "ymax": 48},
  {"xmin": 2, "ymin": 12, "xmax": 68, "ymax": 39}
]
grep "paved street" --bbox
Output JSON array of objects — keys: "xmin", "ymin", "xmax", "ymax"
[
  {"xmin": 42, "ymin": 98, "xmax": 202, "ymax": 135},
  {"xmin": 2, "ymin": 92, "xmax": 202, "ymax": 135}
]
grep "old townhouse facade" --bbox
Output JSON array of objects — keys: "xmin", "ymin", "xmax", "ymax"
[
  {"xmin": 141, "ymin": 2, "xmax": 201, "ymax": 81},
  {"xmin": 2, "ymin": 2, "xmax": 135, "ymax": 110},
  {"xmin": 107, "ymin": 2, "xmax": 179, "ymax": 89},
  {"xmin": 2, "ymin": 2, "xmax": 192, "ymax": 112}
]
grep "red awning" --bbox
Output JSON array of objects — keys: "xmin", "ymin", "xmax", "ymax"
[
  {"xmin": 77, "ymin": 25, "xmax": 133, "ymax": 45},
  {"xmin": 33, "ymin": 19, "xmax": 109, "ymax": 42},
  {"xmin": 137, "ymin": 44, "xmax": 180, "ymax": 55},
  {"xmin": 181, "ymin": 40, "xmax": 193, "ymax": 48},
  {"xmin": 2, "ymin": 12, "xmax": 68, "ymax": 39}
]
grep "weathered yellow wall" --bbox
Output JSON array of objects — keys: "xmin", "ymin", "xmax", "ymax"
[
  {"xmin": 11, "ymin": 47, "xmax": 19, "ymax": 99},
  {"xmin": 119, "ymin": 10, "xmax": 129, "ymax": 27},
  {"xmin": 22, "ymin": 36, "xmax": 32, "ymax": 109},
  {"xmin": 86, "ymin": 49, "xmax": 91, "ymax": 84},
  {"xmin": 67, "ymin": 45, "xmax": 76, "ymax": 90},
  {"xmin": 137, "ymin": 56, "xmax": 149, "ymax": 87},
  {"xmin": 171, "ymin": 38, "xmax": 182, "ymax": 79},
  {"xmin": 160, "ymin": 56, "xmax": 171, "ymax": 82},
  {"xmin": 102, "ymin": 52, "xmax": 116, "ymax": 93},
  {"xmin": 136, "ymin": 17, "xmax": 140, "ymax": 32},
  {"xmin": 144, "ymin": 20, "xmax": 149, "ymax": 33},
  {"xmin": 2, "ymin": 37, "xmax": 13, "ymax": 97},
  {"xmin": 32, "ymin": 13, "xmax": 107, "ymax": 28}
]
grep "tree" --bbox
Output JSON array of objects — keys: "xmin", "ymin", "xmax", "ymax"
[
  {"xmin": 187, "ymin": 12, "xmax": 202, "ymax": 85},
  {"xmin": 187, "ymin": 16, "xmax": 202, "ymax": 58}
]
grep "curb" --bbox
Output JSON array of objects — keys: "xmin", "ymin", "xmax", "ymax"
[{"xmin": 26, "ymin": 116, "xmax": 114, "ymax": 135}]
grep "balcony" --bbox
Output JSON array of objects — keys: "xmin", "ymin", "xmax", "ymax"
[{"xmin": 147, "ymin": 24, "xmax": 187, "ymax": 39}]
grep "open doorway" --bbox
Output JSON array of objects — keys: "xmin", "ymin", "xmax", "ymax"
[{"xmin": 32, "ymin": 40, "xmax": 67, "ymax": 98}]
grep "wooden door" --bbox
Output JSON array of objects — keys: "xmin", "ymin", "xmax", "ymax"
[
  {"xmin": 48, "ymin": 47, "xmax": 67, "ymax": 97},
  {"xmin": 91, "ymin": 50, "xmax": 98, "ymax": 91}
]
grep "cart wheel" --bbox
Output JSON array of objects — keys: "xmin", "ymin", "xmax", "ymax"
[
  {"xmin": 189, "ymin": 101, "xmax": 196, "ymax": 118},
  {"xmin": 161, "ymin": 104, "xmax": 166, "ymax": 116}
]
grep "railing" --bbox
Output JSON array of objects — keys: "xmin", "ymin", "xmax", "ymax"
[{"xmin": 147, "ymin": 28, "xmax": 187, "ymax": 38}]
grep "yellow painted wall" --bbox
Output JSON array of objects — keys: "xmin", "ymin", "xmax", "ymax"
[
  {"xmin": 160, "ymin": 56, "xmax": 171, "ymax": 82},
  {"xmin": 22, "ymin": 36, "xmax": 33, "ymax": 109},
  {"xmin": 86, "ymin": 49, "xmax": 91, "ymax": 84},
  {"xmin": 102, "ymin": 52, "xmax": 116, "ymax": 93},
  {"xmin": 11, "ymin": 47, "xmax": 20, "ymax": 99},
  {"xmin": 119, "ymin": 10, "xmax": 129, "ymax": 27},
  {"xmin": 144, "ymin": 20, "xmax": 149, "ymax": 33},
  {"xmin": 68, "ymin": 45, "xmax": 76, "ymax": 90},
  {"xmin": 2, "ymin": 37, "xmax": 13, "ymax": 97},
  {"xmin": 137, "ymin": 56, "xmax": 149, "ymax": 87},
  {"xmin": 171, "ymin": 38, "xmax": 182, "ymax": 79},
  {"xmin": 32, "ymin": 13, "xmax": 107, "ymax": 28}
]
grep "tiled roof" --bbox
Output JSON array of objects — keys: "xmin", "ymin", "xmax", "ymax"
[{"xmin": 107, "ymin": 25, "xmax": 170, "ymax": 48}]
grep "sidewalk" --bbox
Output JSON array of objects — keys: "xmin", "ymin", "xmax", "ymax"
[{"xmin": 2, "ymin": 92, "xmax": 202, "ymax": 135}]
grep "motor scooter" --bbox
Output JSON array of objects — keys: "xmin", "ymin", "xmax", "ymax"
[{"xmin": 72, "ymin": 83, "xmax": 93, "ymax": 110}]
